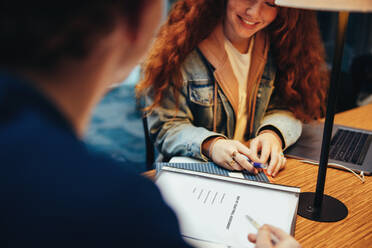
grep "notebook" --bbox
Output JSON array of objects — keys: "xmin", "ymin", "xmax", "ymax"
[{"xmin": 285, "ymin": 123, "xmax": 372, "ymax": 175}]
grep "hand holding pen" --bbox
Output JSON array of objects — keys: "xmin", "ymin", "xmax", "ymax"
[
  {"xmin": 247, "ymin": 221, "xmax": 301, "ymax": 248},
  {"xmin": 207, "ymin": 138, "xmax": 262, "ymax": 173},
  {"xmin": 249, "ymin": 132, "xmax": 286, "ymax": 177},
  {"xmin": 239, "ymin": 153, "xmax": 268, "ymax": 169},
  {"xmin": 240, "ymin": 147, "xmax": 286, "ymax": 177},
  {"xmin": 206, "ymin": 137, "xmax": 285, "ymax": 176}
]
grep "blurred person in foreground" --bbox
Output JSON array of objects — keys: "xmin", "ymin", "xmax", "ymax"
[
  {"xmin": 0, "ymin": 1, "xmax": 190, "ymax": 247},
  {"xmin": 0, "ymin": 0, "xmax": 300, "ymax": 247}
]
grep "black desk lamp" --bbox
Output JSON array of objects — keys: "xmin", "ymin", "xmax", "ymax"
[{"xmin": 275, "ymin": 0, "xmax": 372, "ymax": 222}]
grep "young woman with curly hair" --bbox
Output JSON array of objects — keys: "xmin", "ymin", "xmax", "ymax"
[{"xmin": 137, "ymin": 0, "xmax": 328, "ymax": 177}]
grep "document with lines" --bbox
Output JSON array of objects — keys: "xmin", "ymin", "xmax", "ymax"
[{"xmin": 155, "ymin": 168, "xmax": 300, "ymax": 248}]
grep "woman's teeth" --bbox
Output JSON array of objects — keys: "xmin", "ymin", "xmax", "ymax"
[{"xmin": 243, "ymin": 19, "xmax": 256, "ymax": 25}]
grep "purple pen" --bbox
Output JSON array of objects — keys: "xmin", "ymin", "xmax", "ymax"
[{"xmin": 240, "ymin": 154, "xmax": 268, "ymax": 169}]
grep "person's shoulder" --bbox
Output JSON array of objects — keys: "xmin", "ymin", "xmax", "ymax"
[
  {"xmin": 0, "ymin": 115, "xmax": 190, "ymax": 246},
  {"xmin": 181, "ymin": 49, "xmax": 211, "ymax": 82},
  {"xmin": 0, "ymin": 107, "xmax": 79, "ymax": 160}
]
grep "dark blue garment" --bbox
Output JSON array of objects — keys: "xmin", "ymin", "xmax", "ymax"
[{"xmin": 0, "ymin": 72, "xmax": 191, "ymax": 247}]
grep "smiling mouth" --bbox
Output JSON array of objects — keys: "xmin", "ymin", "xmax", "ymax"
[{"xmin": 239, "ymin": 16, "xmax": 259, "ymax": 26}]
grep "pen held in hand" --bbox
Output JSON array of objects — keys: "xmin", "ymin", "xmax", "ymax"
[
  {"xmin": 246, "ymin": 215, "xmax": 280, "ymax": 245},
  {"xmin": 240, "ymin": 154, "xmax": 268, "ymax": 169}
]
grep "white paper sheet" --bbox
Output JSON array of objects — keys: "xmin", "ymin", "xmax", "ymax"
[{"xmin": 156, "ymin": 170, "xmax": 299, "ymax": 248}]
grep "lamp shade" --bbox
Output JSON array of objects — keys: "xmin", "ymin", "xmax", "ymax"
[{"xmin": 275, "ymin": 0, "xmax": 372, "ymax": 12}]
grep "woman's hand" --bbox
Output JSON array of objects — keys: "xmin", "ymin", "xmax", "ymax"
[
  {"xmin": 209, "ymin": 138, "xmax": 260, "ymax": 173},
  {"xmin": 248, "ymin": 224, "xmax": 301, "ymax": 248},
  {"xmin": 249, "ymin": 130, "xmax": 286, "ymax": 177}
]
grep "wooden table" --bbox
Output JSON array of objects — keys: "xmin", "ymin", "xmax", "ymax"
[
  {"xmin": 144, "ymin": 104, "xmax": 372, "ymax": 248},
  {"xmin": 275, "ymin": 103, "xmax": 372, "ymax": 248}
]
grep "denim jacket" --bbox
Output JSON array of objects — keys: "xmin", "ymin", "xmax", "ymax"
[{"xmin": 146, "ymin": 25, "xmax": 302, "ymax": 162}]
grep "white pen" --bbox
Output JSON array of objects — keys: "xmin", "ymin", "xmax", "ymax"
[{"xmin": 246, "ymin": 215, "xmax": 279, "ymax": 244}]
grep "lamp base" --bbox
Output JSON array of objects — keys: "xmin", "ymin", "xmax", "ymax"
[{"xmin": 298, "ymin": 192, "xmax": 348, "ymax": 222}]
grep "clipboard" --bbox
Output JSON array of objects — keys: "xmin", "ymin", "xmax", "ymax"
[{"xmin": 155, "ymin": 167, "xmax": 300, "ymax": 248}]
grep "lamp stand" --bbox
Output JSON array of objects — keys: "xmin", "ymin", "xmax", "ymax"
[{"xmin": 297, "ymin": 12, "xmax": 349, "ymax": 222}]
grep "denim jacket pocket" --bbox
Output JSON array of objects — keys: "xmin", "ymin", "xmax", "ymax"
[{"xmin": 188, "ymin": 80, "xmax": 214, "ymax": 107}]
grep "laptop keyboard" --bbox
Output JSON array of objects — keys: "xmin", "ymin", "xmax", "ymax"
[{"xmin": 329, "ymin": 129, "xmax": 372, "ymax": 165}]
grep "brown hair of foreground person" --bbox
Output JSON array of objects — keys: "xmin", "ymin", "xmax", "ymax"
[{"xmin": 0, "ymin": 1, "xmax": 147, "ymax": 70}]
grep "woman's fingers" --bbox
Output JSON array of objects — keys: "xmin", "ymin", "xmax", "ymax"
[
  {"xmin": 247, "ymin": 133, "xmax": 287, "ymax": 177},
  {"xmin": 232, "ymin": 151, "xmax": 257, "ymax": 174},
  {"xmin": 211, "ymin": 139, "xmax": 245, "ymax": 171},
  {"xmin": 210, "ymin": 139, "xmax": 261, "ymax": 172},
  {"xmin": 267, "ymin": 148, "xmax": 279, "ymax": 175},
  {"xmin": 248, "ymin": 138, "xmax": 261, "ymax": 160},
  {"xmin": 209, "ymin": 138, "xmax": 286, "ymax": 175},
  {"xmin": 273, "ymin": 156, "xmax": 286, "ymax": 177},
  {"xmin": 225, "ymin": 157, "xmax": 244, "ymax": 171},
  {"xmin": 259, "ymin": 139, "xmax": 271, "ymax": 163},
  {"xmin": 245, "ymin": 140, "xmax": 261, "ymax": 162},
  {"xmin": 268, "ymin": 149, "xmax": 287, "ymax": 177},
  {"xmin": 234, "ymin": 142, "xmax": 260, "ymax": 173}
]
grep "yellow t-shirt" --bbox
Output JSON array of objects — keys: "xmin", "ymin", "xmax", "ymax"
[{"xmin": 224, "ymin": 37, "xmax": 255, "ymax": 141}]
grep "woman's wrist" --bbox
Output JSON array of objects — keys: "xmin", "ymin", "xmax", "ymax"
[{"xmin": 202, "ymin": 136, "xmax": 225, "ymax": 159}]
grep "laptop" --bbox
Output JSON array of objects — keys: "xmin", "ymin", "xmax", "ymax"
[{"xmin": 285, "ymin": 123, "xmax": 372, "ymax": 175}]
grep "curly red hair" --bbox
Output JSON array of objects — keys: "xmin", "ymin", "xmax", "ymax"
[{"xmin": 137, "ymin": 0, "xmax": 328, "ymax": 122}]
